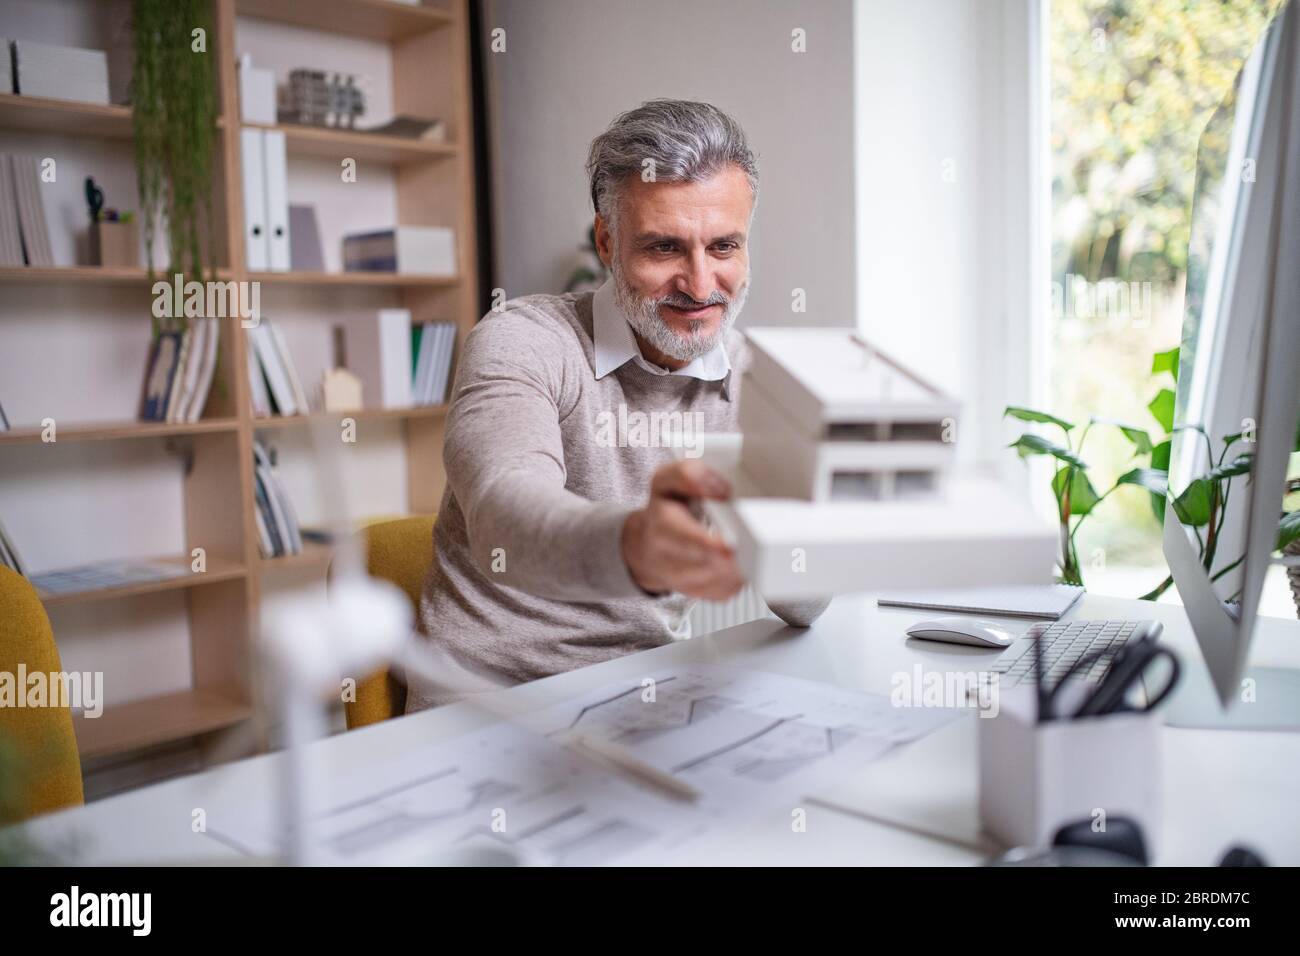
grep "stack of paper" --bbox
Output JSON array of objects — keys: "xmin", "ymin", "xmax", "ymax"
[{"xmin": 877, "ymin": 584, "xmax": 1086, "ymax": 620}]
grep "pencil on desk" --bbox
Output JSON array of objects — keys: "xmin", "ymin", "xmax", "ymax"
[
  {"xmin": 568, "ymin": 733, "xmax": 702, "ymax": 803},
  {"xmin": 395, "ymin": 639, "xmax": 702, "ymax": 802}
]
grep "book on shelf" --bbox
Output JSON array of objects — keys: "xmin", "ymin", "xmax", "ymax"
[
  {"xmin": 1, "ymin": 39, "xmax": 12, "ymax": 96},
  {"xmin": 248, "ymin": 320, "xmax": 308, "ymax": 418},
  {"xmin": 4, "ymin": 153, "xmax": 54, "ymax": 267},
  {"xmin": 163, "ymin": 328, "xmax": 192, "ymax": 421},
  {"xmin": 252, "ymin": 439, "xmax": 303, "ymax": 559},
  {"xmin": 411, "ymin": 321, "xmax": 456, "ymax": 406},
  {"xmin": 139, "ymin": 330, "xmax": 182, "ymax": 422},
  {"xmin": 247, "ymin": 345, "xmax": 272, "ymax": 418},
  {"xmin": 11, "ymin": 39, "xmax": 109, "ymax": 104},
  {"xmin": 0, "ymin": 519, "xmax": 25, "ymax": 576},
  {"xmin": 182, "ymin": 318, "xmax": 220, "ymax": 422},
  {"xmin": 252, "ymin": 490, "xmax": 275, "ymax": 557},
  {"xmin": 137, "ymin": 318, "xmax": 220, "ymax": 423},
  {"xmin": 343, "ymin": 226, "xmax": 455, "ymax": 276},
  {"xmin": 340, "ymin": 309, "xmax": 412, "ymax": 409},
  {"xmin": 268, "ymin": 322, "xmax": 308, "ymax": 410},
  {"xmin": 288, "ymin": 204, "xmax": 325, "ymax": 272},
  {"xmin": 0, "ymin": 155, "xmax": 25, "ymax": 266}
]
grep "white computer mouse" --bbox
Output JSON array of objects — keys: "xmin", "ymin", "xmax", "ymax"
[{"xmin": 905, "ymin": 617, "xmax": 1015, "ymax": 648}]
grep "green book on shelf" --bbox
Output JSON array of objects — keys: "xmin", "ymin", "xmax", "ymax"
[{"xmin": 411, "ymin": 323, "xmax": 424, "ymax": 378}]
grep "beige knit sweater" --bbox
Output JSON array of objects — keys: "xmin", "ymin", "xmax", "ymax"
[{"xmin": 405, "ymin": 287, "xmax": 830, "ymax": 711}]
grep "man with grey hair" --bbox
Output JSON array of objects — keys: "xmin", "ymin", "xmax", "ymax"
[{"xmin": 406, "ymin": 99, "xmax": 830, "ymax": 712}]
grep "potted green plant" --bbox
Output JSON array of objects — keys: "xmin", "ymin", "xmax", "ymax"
[
  {"xmin": 131, "ymin": 0, "xmax": 218, "ymax": 322},
  {"xmin": 1006, "ymin": 346, "xmax": 1297, "ymax": 607}
]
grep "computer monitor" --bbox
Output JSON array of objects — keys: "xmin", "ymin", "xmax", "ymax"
[{"xmin": 1162, "ymin": 0, "xmax": 1300, "ymax": 729}]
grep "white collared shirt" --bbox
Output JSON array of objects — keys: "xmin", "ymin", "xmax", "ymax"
[{"xmin": 591, "ymin": 278, "xmax": 732, "ymax": 389}]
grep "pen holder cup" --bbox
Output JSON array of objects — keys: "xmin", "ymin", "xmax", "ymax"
[
  {"xmin": 92, "ymin": 220, "xmax": 139, "ymax": 268},
  {"xmin": 977, "ymin": 688, "xmax": 1160, "ymax": 852}
]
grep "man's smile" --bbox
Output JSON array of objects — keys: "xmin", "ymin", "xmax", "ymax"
[{"xmin": 662, "ymin": 302, "xmax": 721, "ymax": 320}]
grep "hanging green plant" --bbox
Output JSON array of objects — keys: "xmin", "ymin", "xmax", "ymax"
[{"xmin": 132, "ymin": 0, "xmax": 217, "ymax": 335}]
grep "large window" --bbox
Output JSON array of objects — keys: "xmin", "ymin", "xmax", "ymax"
[{"xmin": 1048, "ymin": 0, "xmax": 1282, "ymax": 599}]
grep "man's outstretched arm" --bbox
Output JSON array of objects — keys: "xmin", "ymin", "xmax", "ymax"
[
  {"xmin": 443, "ymin": 312, "xmax": 646, "ymax": 602},
  {"xmin": 445, "ymin": 311, "xmax": 742, "ymax": 604}
]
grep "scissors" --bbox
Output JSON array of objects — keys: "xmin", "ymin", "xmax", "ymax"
[{"xmin": 1040, "ymin": 634, "xmax": 1181, "ymax": 721}]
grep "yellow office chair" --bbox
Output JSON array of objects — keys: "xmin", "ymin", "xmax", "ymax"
[
  {"xmin": 0, "ymin": 566, "xmax": 84, "ymax": 823},
  {"xmin": 337, "ymin": 515, "xmax": 437, "ymax": 730}
]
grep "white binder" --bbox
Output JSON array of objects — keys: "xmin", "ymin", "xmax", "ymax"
[
  {"xmin": 262, "ymin": 128, "xmax": 291, "ymax": 271},
  {"xmin": 240, "ymin": 127, "xmax": 269, "ymax": 271}
]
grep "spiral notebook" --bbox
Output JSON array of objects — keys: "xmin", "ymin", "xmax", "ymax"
[{"xmin": 877, "ymin": 584, "xmax": 1085, "ymax": 621}]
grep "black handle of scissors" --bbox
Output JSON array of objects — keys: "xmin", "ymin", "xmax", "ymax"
[
  {"xmin": 1075, "ymin": 638, "xmax": 1154, "ymax": 718},
  {"xmin": 1040, "ymin": 649, "xmax": 1103, "ymax": 721},
  {"xmin": 1078, "ymin": 639, "xmax": 1177, "ymax": 718},
  {"xmin": 1133, "ymin": 648, "xmax": 1180, "ymax": 712},
  {"xmin": 1042, "ymin": 638, "xmax": 1180, "ymax": 720}
]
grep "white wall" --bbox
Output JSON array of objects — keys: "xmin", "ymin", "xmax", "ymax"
[
  {"xmin": 485, "ymin": 0, "xmax": 1043, "ymax": 467},
  {"xmin": 854, "ymin": 0, "xmax": 1044, "ymax": 474},
  {"xmin": 484, "ymin": 0, "xmax": 857, "ymax": 327}
]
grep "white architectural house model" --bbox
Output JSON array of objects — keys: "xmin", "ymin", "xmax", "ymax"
[
  {"xmin": 740, "ymin": 328, "xmax": 961, "ymax": 502},
  {"xmin": 683, "ymin": 328, "xmax": 1056, "ymax": 600}
]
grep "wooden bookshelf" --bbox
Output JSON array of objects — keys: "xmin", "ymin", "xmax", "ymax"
[
  {"xmin": 73, "ymin": 689, "xmax": 255, "ymax": 760},
  {"xmin": 248, "ymin": 269, "xmax": 459, "ymax": 287},
  {"xmin": 226, "ymin": 119, "xmax": 458, "ymax": 165},
  {"xmin": 0, "ymin": 0, "xmax": 481, "ymax": 762},
  {"xmin": 37, "ymin": 554, "xmax": 247, "ymax": 608},
  {"xmin": 257, "ymin": 540, "xmax": 334, "ymax": 570},
  {"xmin": 0, "ymin": 266, "xmax": 458, "ymax": 288},
  {"xmin": 250, "ymin": 406, "xmax": 446, "ymax": 429},
  {"xmin": 0, "ymin": 93, "xmax": 133, "ymax": 138},
  {"xmin": 0, "ymin": 418, "xmax": 241, "ymax": 446},
  {"xmin": 236, "ymin": 0, "xmax": 453, "ymax": 41},
  {"xmin": 0, "ymin": 265, "xmax": 154, "ymax": 285}
]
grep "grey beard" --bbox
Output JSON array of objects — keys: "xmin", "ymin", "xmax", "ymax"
[{"xmin": 611, "ymin": 260, "xmax": 748, "ymax": 362}]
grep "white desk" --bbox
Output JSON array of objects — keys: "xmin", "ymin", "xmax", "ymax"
[{"xmin": 14, "ymin": 593, "xmax": 1300, "ymax": 866}]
